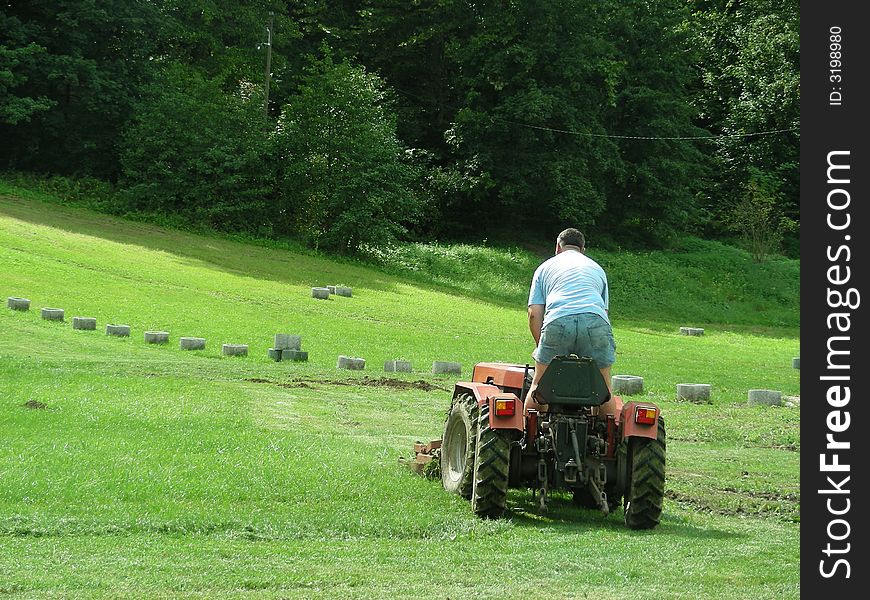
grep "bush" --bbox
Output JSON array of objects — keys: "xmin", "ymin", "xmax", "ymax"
[{"xmin": 725, "ymin": 169, "xmax": 795, "ymax": 263}]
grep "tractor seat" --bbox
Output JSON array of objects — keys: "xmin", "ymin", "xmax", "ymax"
[{"xmin": 535, "ymin": 355, "xmax": 610, "ymax": 407}]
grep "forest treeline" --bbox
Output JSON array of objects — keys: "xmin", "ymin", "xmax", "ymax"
[{"xmin": 0, "ymin": 1, "xmax": 798, "ymax": 255}]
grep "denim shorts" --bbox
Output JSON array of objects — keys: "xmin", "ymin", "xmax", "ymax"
[{"xmin": 533, "ymin": 313, "xmax": 616, "ymax": 367}]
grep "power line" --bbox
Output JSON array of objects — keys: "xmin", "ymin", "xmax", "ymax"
[
  {"xmin": 498, "ymin": 120, "xmax": 799, "ymax": 141},
  {"xmin": 392, "ymin": 87, "xmax": 797, "ymax": 142}
]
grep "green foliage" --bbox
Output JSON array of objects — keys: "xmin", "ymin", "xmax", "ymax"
[
  {"xmin": 600, "ymin": 0, "xmax": 712, "ymax": 242},
  {"xmin": 0, "ymin": 0, "xmax": 168, "ymax": 177},
  {"xmin": 119, "ymin": 64, "xmax": 273, "ymax": 234},
  {"xmin": 689, "ymin": 0, "xmax": 799, "ymax": 248},
  {"xmin": 0, "ymin": 0, "xmax": 801, "ymax": 254},
  {"xmin": 273, "ymin": 50, "xmax": 418, "ymax": 252},
  {"xmin": 599, "ymin": 237, "xmax": 799, "ymax": 328},
  {"xmin": 0, "ymin": 42, "xmax": 55, "ymax": 124},
  {"xmin": 725, "ymin": 169, "xmax": 796, "ymax": 263},
  {"xmin": 0, "ymin": 171, "xmax": 116, "ymax": 212},
  {"xmin": 154, "ymin": 0, "xmax": 298, "ymax": 105},
  {"xmin": 440, "ymin": 0, "xmax": 624, "ymax": 234}
]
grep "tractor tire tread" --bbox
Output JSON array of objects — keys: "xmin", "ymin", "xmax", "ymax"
[
  {"xmin": 471, "ymin": 402, "xmax": 510, "ymax": 519},
  {"xmin": 624, "ymin": 417, "xmax": 666, "ymax": 530}
]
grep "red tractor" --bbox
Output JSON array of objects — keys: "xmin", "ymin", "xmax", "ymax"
[{"xmin": 440, "ymin": 355, "xmax": 665, "ymax": 529}]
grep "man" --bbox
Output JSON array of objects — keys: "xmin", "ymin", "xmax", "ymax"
[{"xmin": 524, "ymin": 228, "xmax": 616, "ymax": 415}]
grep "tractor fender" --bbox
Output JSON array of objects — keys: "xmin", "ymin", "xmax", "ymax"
[
  {"xmin": 452, "ymin": 383, "xmax": 524, "ymax": 432},
  {"xmin": 619, "ymin": 401, "xmax": 661, "ymax": 441}
]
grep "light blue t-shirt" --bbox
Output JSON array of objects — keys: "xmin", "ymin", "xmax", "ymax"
[{"xmin": 528, "ymin": 249, "xmax": 609, "ymax": 328}]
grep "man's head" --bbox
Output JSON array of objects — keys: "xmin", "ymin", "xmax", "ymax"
[{"xmin": 555, "ymin": 228, "xmax": 585, "ymax": 254}]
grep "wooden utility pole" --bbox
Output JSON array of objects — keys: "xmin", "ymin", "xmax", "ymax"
[{"xmin": 264, "ymin": 13, "xmax": 273, "ymax": 119}]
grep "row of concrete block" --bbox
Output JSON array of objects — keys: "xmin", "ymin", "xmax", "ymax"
[
  {"xmin": 676, "ymin": 384, "xmax": 788, "ymax": 406},
  {"xmin": 312, "ymin": 286, "xmax": 352, "ymax": 300},
  {"xmin": 612, "ymin": 375, "xmax": 788, "ymax": 406},
  {"xmin": 8, "ymin": 297, "xmax": 249, "ymax": 356},
  {"xmin": 10, "ymin": 298, "xmax": 799, "ymax": 386},
  {"xmin": 12, "ymin": 297, "xmax": 448, "ymax": 371},
  {"xmin": 337, "ymin": 357, "xmax": 462, "ymax": 374},
  {"xmin": 165, "ymin": 334, "xmax": 249, "ymax": 356}
]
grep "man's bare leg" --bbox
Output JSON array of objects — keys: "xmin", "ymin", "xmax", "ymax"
[
  {"xmin": 524, "ymin": 360, "xmax": 549, "ymax": 415},
  {"xmin": 600, "ymin": 365, "xmax": 612, "ymax": 393},
  {"xmin": 597, "ymin": 365, "xmax": 618, "ymax": 418}
]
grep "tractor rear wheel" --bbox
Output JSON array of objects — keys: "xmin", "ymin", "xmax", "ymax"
[
  {"xmin": 624, "ymin": 416, "xmax": 666, "ymax": 530},
  {"xmin": 441, "ymin": 393, "xmax": 478, "ymax": 498},
  {"xmin": 471, "ymin": 401, "xmax": 511, "ymax": 518}
]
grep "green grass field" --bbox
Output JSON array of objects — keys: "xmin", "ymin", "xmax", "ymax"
[{"xmin": 0, "ymin": 190, "xmax": 799, "ymax": 598}]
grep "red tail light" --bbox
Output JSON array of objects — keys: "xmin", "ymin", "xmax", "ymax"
[
  {"xmin": 495, "ymin": 398, "xmax": 516, "ymax": 417},
  {"xmin": 635, "ymin": 406, "xmax": 657, "ymax": 425}
]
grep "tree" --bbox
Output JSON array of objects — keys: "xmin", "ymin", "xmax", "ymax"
[
  {"xmin": 0, "ymin": 1, "xmax": 168, "ymax": 177},
  {"xmin": 154, "ymin": 0, "xmax": 298, "ymax": 112},
  {"xmin": 441, "ymin": 0, "xmax": 625, "ymax": 237},
  {"xmin": 272, "ymin": 50, "xmax": 418, "ymax": 252},
  {"xmin": 323, "ymin": 0, "xmax": 710, "ymax": 242},
  {"xmin": 0, "ymin": 41, "xmax": 54, "ymax": 125},
  {"xmin": 689, "ymin": 0, "xmax": 799, "ymax": 252},
  {"xmin": 120, "ymin": 64, "xmax": 272, "ymax": 233},
  {"xmin": 599, "ymin": 0, "xmax": 711, "ymax": 244}
]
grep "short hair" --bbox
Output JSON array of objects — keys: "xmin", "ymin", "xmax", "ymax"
[{"xmin": 557, "ymin": 228, "xmax": 585, "ymax": 250}]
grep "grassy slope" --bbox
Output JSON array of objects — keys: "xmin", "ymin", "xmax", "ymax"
[
  {"xmin": 0, "ymin": 191, "xmax": 799, "ymax": 598},
  {"xmin": 360, "ymin": 239, "xmax": 799, "ymax": 330}
]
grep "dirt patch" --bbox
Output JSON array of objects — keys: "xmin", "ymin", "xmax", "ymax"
[
  {"xmin": 665, "ymin": 488, "xmax": 799, "ymax": 522},
  {"xmin": 243, "ymin": 376, "xmax": 446, "ymax": 392},
  {"xmin": 718, "ymin": 486, "xmax": 800, "ymax": 503},
  {"xmin": 24, "ymin": 400, "xmax": 47, "ymax": 409},
  {"xmin": 755, "ymin": 442, "xmax": 800, "ymax": 452},
  {"xmin": 243, "ymin": 378, "xmax": 313, "ymax": 389}
]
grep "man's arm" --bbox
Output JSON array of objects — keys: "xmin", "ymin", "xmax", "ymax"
[{"xmin": 528, "ymin": 304, "xmax": 545, "ymax": 345}]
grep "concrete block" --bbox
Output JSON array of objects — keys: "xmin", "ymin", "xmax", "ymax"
[
  {"xmin": 384, "ymin": 360, "xmax": 412, "ymax": 373},
  {"xmin": 144, "ymin": 331, "xmax": 170, "ymax": 344},
  {"xmin": 327, "ymin": 286, "xmax": 337, "ymax": 294},
  {"xmin": 679, "ymin": 327, "xmax": 705, "ymax": 336},
  {"xmin": 612, "ymin": 375, "xmax": 644, "ymax": 396},
  {"xmin": 268, "ymin": 348, "xmax": 283, "ymax": 361},
  {"xmin": 106, "ymin": 324, "xmax": 131, "ymax": 337},
  {"xmin": 432, "ymin": 361, "xmax": 462, "ymax": 375},
  {"xmin": 337, "ymin": 355, "xmax": 365, "ymax": 370},
  {"xmin": 282, "ymin": 349, "xmax": 308, "ymax": 362},
  {"xmin": 222, "ymin": 344, "xmax": 248, "ymax": 357},
  {"xmin": 747, "ymin": 389, "xmax": 782, "ymax": 407},
  {"xmin": 792, "ymin": 357, "xmax": 800, "ymax": 370},
  {"xmin": 312, "ymin": 287, "xmax": 330, "ymax": 300},
  {"xmin": 180, "ymin": 337, "xmax": 206, "ymax": 350},
  {"xmin": 7, "ymin": 297, "xmax": 30, "ymax": 311},
  {"xmin": 274, "ymin": 334, "xmax": 301, "ymax": 351},
  {"xmin": 676, "ymin": 383, "xmax": 712, "ymax": 403},
  {"xmin": 41, "ymin": 308, "xmax": 65, "ymax": 321},
  {"xmin": 72, "ymin": 317, "xmax": 97, "ymax": 330},
  {"xmin": 335, "ymin": 286, "xmax": 352, "ymax": 297}
]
